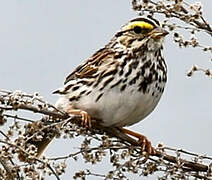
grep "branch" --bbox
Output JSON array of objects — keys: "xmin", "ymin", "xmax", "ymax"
[
  {"xmin": 132, "ymin": 0, "xmax": 212, "ymax": 36},
  {"xmin": 0, "ymin": 89, "xmax": 211, "ymax": 179}
]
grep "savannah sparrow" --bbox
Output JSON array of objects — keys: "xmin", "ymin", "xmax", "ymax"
[{"xmin": 23, "ymin": 16, "xmax": 168, "ymax": 159}]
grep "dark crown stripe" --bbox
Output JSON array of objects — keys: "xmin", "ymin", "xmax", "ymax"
[{"xmin": 130, "ymin": 17, "xmax": 159, "ymax": 27}]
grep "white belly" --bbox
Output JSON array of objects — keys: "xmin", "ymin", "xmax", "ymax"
[{"xmin": 61, "ymin": 81, "xmax": 164, "ymax": 127}]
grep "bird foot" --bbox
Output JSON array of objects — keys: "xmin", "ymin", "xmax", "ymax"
[
  {"xmin": 67, "ymin": 109, "xmax": 92, "ymax": 128},
  {"xmin": 137, "ymin": 134, "xmax": 156, "ymax": 155},
  {"xmin": 121, "ymin": 128, "xmax": 156, "ymax": 155},
  {"xmin": 80, "ymin": 110, "xmax": 92, "ymax": 128}
]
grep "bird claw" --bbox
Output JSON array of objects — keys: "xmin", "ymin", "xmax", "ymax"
[
  {"xmin": 121, "ymin": 128, "xmax": 156, "ymax": 157},
  {"xmin": 138, "ymin": 135, "xmax": 156, "ymax": 155},
  {"xmin": 67, "ymin": 109, "xmax": 92, "ymax": 128},
  {"xmin": 80, "ymin": 110, "xmax": 92, "ymax": 128}
]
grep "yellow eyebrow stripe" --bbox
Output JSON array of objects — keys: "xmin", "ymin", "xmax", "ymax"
[{"xmin": 124, "ymin": 21, "xmax": 154, "ymax": 30}]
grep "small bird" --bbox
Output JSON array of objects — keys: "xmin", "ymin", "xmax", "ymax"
[{"xmin": 25, "ymin": 16, "xmax": 168, "ymax": 158}]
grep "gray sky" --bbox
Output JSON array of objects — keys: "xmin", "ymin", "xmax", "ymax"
[{"xmin": 1, "ymin": 0, "xmax": 212, "ymax": 179}]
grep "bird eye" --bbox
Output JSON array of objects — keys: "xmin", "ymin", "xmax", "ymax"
[{"xmin": 133, "ymin": 26, "xmax": 142, "ymax": 34}]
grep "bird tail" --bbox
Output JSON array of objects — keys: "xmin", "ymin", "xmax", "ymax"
[
  {"xmin": 18, "ymin": 94, "xmax": 65, "ymax": 162},
  {"xmin": 18, "ymin": 122, "xmax": 57, "ymax": 162}
]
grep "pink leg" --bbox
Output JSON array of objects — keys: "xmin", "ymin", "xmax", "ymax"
[{"xmin": 67, "ymin": 109, "xmax": 92, "ymax": 128}]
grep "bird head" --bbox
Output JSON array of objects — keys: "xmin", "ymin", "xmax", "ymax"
[{"xmin": 113, "ymin": 16, "xmax": 169, "ymax": 51}]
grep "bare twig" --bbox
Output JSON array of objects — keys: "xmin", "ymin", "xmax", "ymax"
[{"xmin": 0, "ymin": 89, "xmax": 211, "ymax": 179}]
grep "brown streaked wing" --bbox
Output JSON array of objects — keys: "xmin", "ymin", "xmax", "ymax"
[{"xmin": 64, "ymin": 48, "xmax": 114, "ymax": 84}]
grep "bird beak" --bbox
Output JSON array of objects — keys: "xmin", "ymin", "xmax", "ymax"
[{"xmin": 149, "ymin": 27, "xmax": 169, "ymax": 39}]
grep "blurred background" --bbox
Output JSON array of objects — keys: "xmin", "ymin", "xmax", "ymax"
[{"xmin": 1, "ymin": 0, "xmax": 212, "ymax": 179}]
